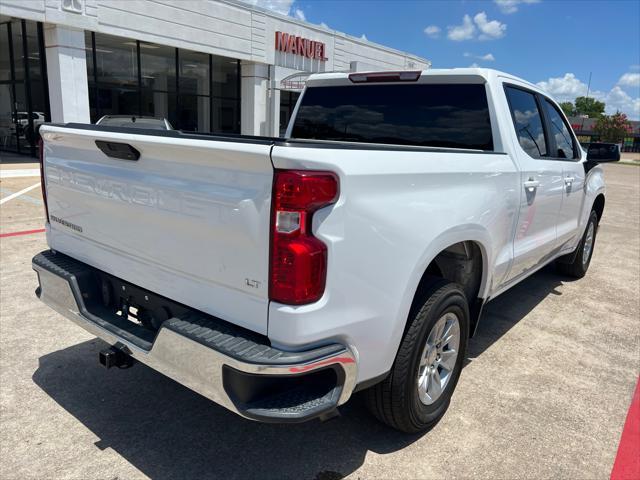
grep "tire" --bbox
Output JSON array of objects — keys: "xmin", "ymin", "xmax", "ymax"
[
  {"xmin": 556, "ymin": 210, "xmax": 598, "ymax": 279},
  {"xmin": 364, "ymin": 277, "xmax": 469, "ymax": 433}
]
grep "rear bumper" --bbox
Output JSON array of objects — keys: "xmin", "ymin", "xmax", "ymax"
[{"xmin": 32, "ymin": 250, "xmax": 357, "ymax": 423}]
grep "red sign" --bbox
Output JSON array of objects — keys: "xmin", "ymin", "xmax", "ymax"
[{"xmin": 275, "ymin": 31, "xmax": 327, "ymax": 61}]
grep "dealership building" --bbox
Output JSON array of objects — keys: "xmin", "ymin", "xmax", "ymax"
[
  {"xmin": 0, "ymin": 0, "xmax": 430, "ymax": 157},
  {"xmin": 568, "ymin": 116, "xmax": 640, "ymax": 153}
]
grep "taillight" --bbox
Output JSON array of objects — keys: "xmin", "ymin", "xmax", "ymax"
[
  {"xmin": 38, "ymin": 137, "xmax": 49, "ymax": 222},
  {"xmin": 270, "ymin": 170, "xmax": 339, "ymax": 305}
]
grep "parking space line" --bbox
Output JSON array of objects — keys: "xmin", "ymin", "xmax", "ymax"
[
  {"xmin": 0, "ymin": 228, "xmax": 46, "ymax": 238},
  {"xmin": 0, "ymin": 169, "xmax": 40, "ymax": 178},
  {"xmin": 0, "ymin": 182, "xmax": 41, "ymax": 205},
  {"xmin": 0, "ymin": 187, "xmax": 43, "ymax": 205},
  {"xmin": 611, "ymin": 377, "xmax": 640, "ymax": 480}
]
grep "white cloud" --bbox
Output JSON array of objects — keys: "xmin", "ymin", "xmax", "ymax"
[
  {"xmin": 474, "ymin": 12, "xmax": 506, "ymax": 40},
  {"xmin": 241, "ymin": 0, "xmax": 333, "ymax": 27},
  {"xmin": 606, "ymin": 86, "xmax": 640, "ymax": 119},
  {"xmin": 241, "ymin": 0, "xmax": 294, "ymax": 15},
  {"xmin": 464, "ymin": 52, "xmax": 495, "ymax": 61},
  {"xmin": 537, "ymin": 73, "xmax": 640, "ymax": 120},
  {"xmin": 240, "ymin": 0, "xmax": 315, "ymax": 24},
  {"xmin": 469, "ymin": 63, "xmax": 480, "ymax": 68},
  {"xmin": 447, "ymin": 12, "xmax": 506, "ymax": 41},
  {"xmin": 293, "ymin": 7, "xmax": 305, "ymax": 21},
  {"xmin": 618, "ymin": 73, "xmax": 640, "ymax": 88},
  {"xmin": 447, "ymin": 14, "xmax": 476, "ymax": 41},
  {"xmin": 494, "ymin": 0, "xmax": 540, "ymax": 14},
  {"xmin": 537, "ymin": 73, "xmax": 590, "ymax": 101},
  {"xmin": 360, "ymin": 34, "xmax": 368, "ymax": 41},
  {"xmin": 424, "ymin": 25, "xmax": 441, "ymax": 38}
]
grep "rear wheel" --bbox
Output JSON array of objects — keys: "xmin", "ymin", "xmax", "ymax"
[
  {"xmin": 364, "ymin": 277, "xmax": 469, "ymax": 433},
  {"xmin": 556, "ymin": 210, "xmax": 598, "ymax": 278}
]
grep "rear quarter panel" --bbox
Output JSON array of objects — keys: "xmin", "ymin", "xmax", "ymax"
[{"xmin": 269, "ymin": 145, "xmax": 520, "ymax": 382}]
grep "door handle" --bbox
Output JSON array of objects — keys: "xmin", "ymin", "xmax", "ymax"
[
  {"xmin": 523, "ymin": 179, "xmax": 540, "ymax": 191},
  {"xmin": 564, "ymin": 176, "xmax": 575, "ymax": 185}
]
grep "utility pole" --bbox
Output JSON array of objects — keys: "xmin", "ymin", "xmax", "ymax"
[{"xmin": 580, "ymin": 71, "xmax": 592, "ymax": 131}]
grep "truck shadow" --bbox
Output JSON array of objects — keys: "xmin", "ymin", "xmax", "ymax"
[
  {"xmin": 33, "ymin": 344, "xmax": 420, "ymax": 480},
  {"xmin": 32, "ymin": 265, "xmax": 567, "ymax": 480},
  {"xmin": 468, "ymin": 265, "xmax": 566, "ymax": 360}
]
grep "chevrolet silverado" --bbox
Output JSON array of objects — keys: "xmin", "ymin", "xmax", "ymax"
[{"xmin": 33, "ymin": 68, "xmax": 619, "ymax": 432}]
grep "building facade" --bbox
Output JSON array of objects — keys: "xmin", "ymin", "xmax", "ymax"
[
  {"xmin": 1, "ymin": 0, "xmax": 430, "ymax": 157},
  {"xmin": 568, "ymin": 116, "xmax": 640, "ymax": 153}
]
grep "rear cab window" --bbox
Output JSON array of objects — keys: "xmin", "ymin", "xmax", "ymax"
[{"xmin": 290, "ymin": 83, "xmax": 494, "ymax": 150}]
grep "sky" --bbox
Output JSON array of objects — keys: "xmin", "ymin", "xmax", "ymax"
[{"xmin": 245, "ymin": 0, "xmax": 640, "ymax": 120}]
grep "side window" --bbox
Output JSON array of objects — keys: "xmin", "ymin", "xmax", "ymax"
[
  {"xmin": 505, "ymin": 86, "xmax": 547, "ymax": 158},
  {"xmin": 543, "ymin": 99, "xmax": 576, "ymax": 159}
]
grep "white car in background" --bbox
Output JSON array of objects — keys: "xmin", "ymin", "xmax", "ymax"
[
  {"xmin": 10, "ymin": 111, "xmax": 46, "ymax": 145},
  {"xmin": 15, "ymin": 111, "xmax": 46, "ymax": 129},
  {"xmin": 95, "ymin": 115, "xmax": 173, "ymax": 130}
]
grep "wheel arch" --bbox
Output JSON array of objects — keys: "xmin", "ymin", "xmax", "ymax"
[
  {"xmin": 592, "ymin": 193, "xmax": 605, "ymax": 223},
  {"xmin": 402, "ymin": 228, "xmax": 493, "ymax": 339}
]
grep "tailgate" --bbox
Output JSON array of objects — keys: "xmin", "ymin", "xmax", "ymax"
[{"xmin": 40, "ymin": 125, "xmax": 273, "ymax": 334}]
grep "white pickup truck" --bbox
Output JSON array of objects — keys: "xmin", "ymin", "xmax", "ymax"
[{"xmin": 33, "ymin": 68, "xmax": 619, "ymax": 432}]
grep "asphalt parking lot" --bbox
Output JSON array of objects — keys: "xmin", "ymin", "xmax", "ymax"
[{"xmin": 0, "ymin": 162, "xmax": 638, "ymax": 480}]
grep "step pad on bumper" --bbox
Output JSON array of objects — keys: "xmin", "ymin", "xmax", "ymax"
[{"xmin": 165, "ymin": 315, "xmax": 343, "ymax": 365}]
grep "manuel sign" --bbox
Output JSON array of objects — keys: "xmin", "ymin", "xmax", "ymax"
[{"xmin": 275, "ymin": 31, "xmax": 328, "ymax": 61}]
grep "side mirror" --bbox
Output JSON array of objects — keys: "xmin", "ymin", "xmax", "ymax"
[{"xmin": 586, "ymin": 143, "xmax": 620, "ymax": 163}]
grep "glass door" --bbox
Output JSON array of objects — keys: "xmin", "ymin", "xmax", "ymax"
[{"xmin": 0, "ymin": 19, "xmax": 50, "ymax": 158}]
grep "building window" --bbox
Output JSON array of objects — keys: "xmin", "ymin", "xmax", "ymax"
[
  {"xmin": 95, "ymin": 33, "xmax": 137, "ymax": 88},
  {"xmin": 622, "ymin": 137, "xmax": 633, "ymax": 152},
  {"xmin": 140, "ymin": 42, "xmax": 176, "ymax": 91},
  {"xmin": 179, "ymin": 49, "xmax": 210, "ymax": 132},
  {"xmin": 279, "ymin": 90, "xmax": 300, "ymax": 136},
  {"xmin": 211, "ymin": 56, "xmax": 240, "ymax": 134},
  {"xmin": 0, "ymin": 19, "xmax": 50, "ymax": 157},
  {"xmin": 85, "ymin": 31, "xmax": 240, "ymax": 133}
]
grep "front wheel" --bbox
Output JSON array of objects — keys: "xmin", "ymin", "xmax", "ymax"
[
  {"xmin": 556, "ymin": 210, "xmax": 598, "ymax": 278},
  {"xmin": 364, "ymin": 277, "xmax": 469, "ymax": 433}
]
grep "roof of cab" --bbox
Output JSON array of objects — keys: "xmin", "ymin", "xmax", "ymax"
[{"xmin": 305, "ymin": 68, "xmax": 541, "ymax": 92}]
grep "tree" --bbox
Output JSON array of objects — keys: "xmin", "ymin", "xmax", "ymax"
[
  {"xmin": 574, "ymin": 96, "xmax": 605, "ymax": 119},
  {"xmin": 593, "ymin": 112, "xmax": 633, "ymax": 143},
  {"xmin": 559, "ymin": 101, "xmax": 575, "ymax": 117}
]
